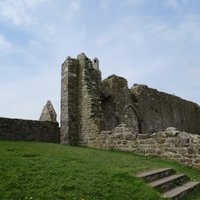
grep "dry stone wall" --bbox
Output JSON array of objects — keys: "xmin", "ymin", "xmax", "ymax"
[
  {"xmin": 93, "ymin": 125, "xmax": 200, "ymax": 168},
  {"xmin": 0, "ymin": 117, "xmax": 59, "ymax": 143}
]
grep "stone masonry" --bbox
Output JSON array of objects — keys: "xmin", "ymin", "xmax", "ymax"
[
  {"xmin": 60, "ymin": 53, "xmax": 104, "ymax": 145},
  {"xmin": 0, "ymin": 117, "xmax": 59, "ymax": 143},
  {"xmin": 131, "ymin": 84, "xmax": 200, "ymax": 134},
  {"xmin": 61, "ymin": 53, "xmax": 200, "ymax": 145},
  {"xmin": 93, "ymin": 125, "xmax": 200, "ymax": 168},
  {"xmin": 40, "ymin": 100, "xmax": 57, "ymax": 122},
  {"xmin": 100, "ymin": 75, "xmax": 141, "ymax": 133},
  {"xmin": 60, "ymin": 53, "xmax": 200, "ymax": 166}
]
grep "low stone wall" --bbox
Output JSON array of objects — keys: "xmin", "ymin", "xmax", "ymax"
[
  {"xmin": 93, "ymin": 124, "xmax": 200, "ymax": 168},
  {"xmin": 0, "ymin": 117, "xmax": 60, "ymax": 143}
]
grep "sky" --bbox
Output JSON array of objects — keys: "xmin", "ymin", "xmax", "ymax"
[{"xmin": 0, "ymin": 0, "xmax": 200, "ymax": 122}]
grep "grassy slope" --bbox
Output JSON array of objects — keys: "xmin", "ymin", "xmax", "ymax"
[{"xmin": 0, "ymin": 141, "xmax": 200, "ymax": 200}]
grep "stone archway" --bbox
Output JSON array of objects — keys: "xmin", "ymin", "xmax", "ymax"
[{"xmin": 122, "ymin": 104, "xmax": 141, "ymax": 133}]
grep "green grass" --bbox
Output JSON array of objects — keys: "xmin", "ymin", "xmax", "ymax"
[{"xmin": 0, "ymin": 141, "xmax": 200, "ymax": 200}]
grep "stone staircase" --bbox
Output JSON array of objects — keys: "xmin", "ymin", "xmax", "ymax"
[{"xmin": 137, "ymin": 168, "xmax": 200, "ymax": 199}]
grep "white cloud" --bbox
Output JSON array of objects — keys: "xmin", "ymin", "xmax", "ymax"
[
  {"xmin": 0, "ymin": 34, "xmax": 13, "ymax": 54},
  {"xmin": 61, "ymin": 0, "xmax": 81, "ymax": 23},
  {"xmin": 91, "ymin": 13, "xmax": 200, "ymax": 97},
  {"xmin": 164, "ymin": 0, "xmax": 189, "ymax": 11},
  {"xmin": 30, "ymin": 40, "xmax": 41, "ymax": 47},
  {"xmin": 0, "ymin": 0, "xmax": 50, "ymax": 26}
]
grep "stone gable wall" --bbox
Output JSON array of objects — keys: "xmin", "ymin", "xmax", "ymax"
[
  {"xmin": 100, "ymin": 75, "xmax": 140, "ymax": 132},
  {"xmin": 0, "ymin": 117, "xmax": 59, "ymax": 143}
]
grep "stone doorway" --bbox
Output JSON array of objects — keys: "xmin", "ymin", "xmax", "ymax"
[{"xmin": 123, "ymin": 104, "xmax": 141, "ymax": 133}]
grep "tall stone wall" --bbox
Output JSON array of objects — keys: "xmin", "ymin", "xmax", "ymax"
[
  {"xmin": 60, "ymin": 57, "xmax": 79, "ymax": 145},
  {"xmin": 77, "ymin": 54, "xmax": 104, "ymax": 144},
  {"xmin": 131, "ymin": 85, "xmax": 200, "ymax": 135},
  {"xmin": 100, "ymin": 75, "xmax": 140, "ymax": 133},
  {"xmin": 0, "ymin": 117, "xmax": 59, "ymax": 143},
  {"xmin": 60, "ymin": 53, "xmax": 104, "ymax": 145}
]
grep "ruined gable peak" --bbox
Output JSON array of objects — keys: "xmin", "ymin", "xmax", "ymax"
[{"xmin": 39, "ymin": 100, "xmax": 57, "ymax": 123}]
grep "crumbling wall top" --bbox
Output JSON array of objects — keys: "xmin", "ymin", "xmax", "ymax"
[{"xmin": 39, "ymin": 100, "xmax": 57, "ymax": 123}]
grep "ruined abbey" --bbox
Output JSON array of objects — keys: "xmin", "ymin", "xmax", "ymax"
[
  {"xmin": 1, "ymin": 53, "xmax": 200, "ymax": 167},
  {"xmin": 60, "ymin": 53, "xmax": 200, "ymax": 141}
]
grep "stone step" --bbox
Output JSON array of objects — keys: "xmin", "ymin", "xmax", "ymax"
[
  {"xmin": 163, "ymin": 181, "xmax": 200, "ymax": 200},
  {"xmin": 137, "ymin": 168, "xmax": 174, "ymax": 183},
  {"xmin": 149, "ymin": 174, "xmax": 188, "ymax": 193}
]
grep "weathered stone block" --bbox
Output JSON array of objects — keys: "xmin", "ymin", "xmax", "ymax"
[
  {"xmin": 137, "ymin": 134, "xmax": 151, "ymax": 140},
  {"xmin": 123, "ymin": 132, "xmax": 137, "ymax": 141},
  {"xmin": 155, "ymin": 137, "xmax": 166, "ymax": 144},
  {"xmin": 187, "ymin": 147, "xmax": 196, "ymax": 154}
]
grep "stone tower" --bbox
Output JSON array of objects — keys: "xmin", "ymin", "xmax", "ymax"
[{"xmin": 60, "ymin": 53, "xmax": 104, "ymax": 145}]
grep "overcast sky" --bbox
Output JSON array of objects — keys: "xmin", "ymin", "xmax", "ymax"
[{"xmin": 0, "ymin": 0, "xmax": 200, "ymax": 122}]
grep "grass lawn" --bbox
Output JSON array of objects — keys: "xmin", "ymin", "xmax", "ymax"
[{"xmin": 0, "ymin": 141, "xmax": 200, "ymax": 200}]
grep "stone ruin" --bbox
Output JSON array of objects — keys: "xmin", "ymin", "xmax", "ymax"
[
  {"xmin": 60, "ymin": 53, "xmax": 200, "ymax": 167},
  {"xmin": 0, "ymin": 52, "xmax": 200, "ymax": 167},
  {"xmin": 60, "ymin": 53, "xmax": 200, "ymax": 144}
]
